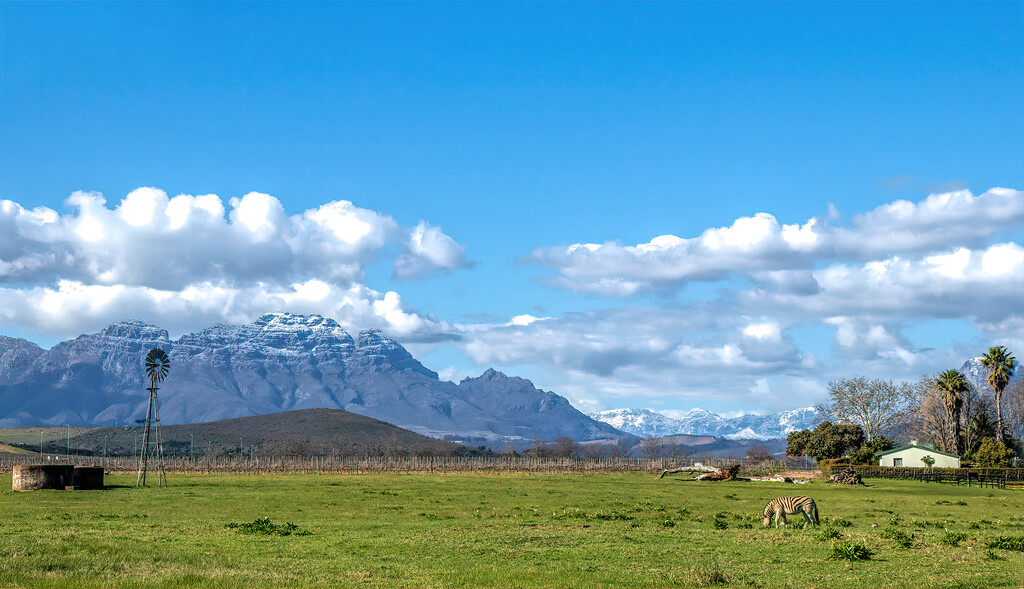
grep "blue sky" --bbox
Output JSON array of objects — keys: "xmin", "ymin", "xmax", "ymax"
[{"xmin": 1, "ymin": 2, "xmax": 1022, "ymax": 415}]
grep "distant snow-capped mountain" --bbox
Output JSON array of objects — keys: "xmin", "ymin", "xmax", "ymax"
[
  {"xmin": 588, "ymin": 406, "xmax": 820, "ymax": 440},
  {"xmin": 959, "ymin": 357, "xmax": 1022, "ymax": 393}
]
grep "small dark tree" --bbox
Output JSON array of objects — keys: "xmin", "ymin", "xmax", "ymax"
[
  {"xmin": 550, "ymin": 436, "xmax": 581, "ymax": 458},
  {"xmin": 607, "ymin": 438, "xmax": 632, "ymax": 458},
  {"xmin": 745, "ymin": 445, "xmax": 772, "ymax": 462}
]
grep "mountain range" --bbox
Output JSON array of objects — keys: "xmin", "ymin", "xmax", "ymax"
[
  {"xmin": 0, "ymin": 313, "xmax": 625, "ymax": 444},
  {"xmin": 587, "ymin": 406, "xmax": 820, "ymax": 440}
]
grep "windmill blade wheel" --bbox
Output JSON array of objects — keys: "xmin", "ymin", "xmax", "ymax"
[{"xmin": 144, "ymin": 348, "xmax": 170, "ymax": 383}]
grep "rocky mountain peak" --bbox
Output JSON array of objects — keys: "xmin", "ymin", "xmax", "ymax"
[{"xmin": 98, "ymin": 320, "xmax": 170, "ymax": 341}]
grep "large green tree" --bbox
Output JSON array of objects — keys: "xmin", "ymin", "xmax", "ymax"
[
  {"xmin": 980, "ymin": 346, "xmax": 1016, "ymax": 444},
  {"xmin": 786, "ymin": 421, "xmax": 865, "ymax": 463},
  {"xmin": 936, "ymin": 369, "xmax": 969, "ymax": 455}
]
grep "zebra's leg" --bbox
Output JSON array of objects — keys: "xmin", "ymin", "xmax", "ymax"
[
  {"xmin": 810, "ymin": 503, "xmax": 819, "ymax": 526},
  {"xmin": 801, "ymin": 510, "xmax": 812, "ymax": 529}
]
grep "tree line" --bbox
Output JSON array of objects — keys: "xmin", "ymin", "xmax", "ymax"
[{"xmin": 787, "ymin": 346, "xmax": 1020, "ymax": 468}]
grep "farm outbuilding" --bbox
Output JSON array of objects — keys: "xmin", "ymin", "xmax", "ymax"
[{"xmin": 874, "ymin": 443, "xmax": 960, "ymax": 468}]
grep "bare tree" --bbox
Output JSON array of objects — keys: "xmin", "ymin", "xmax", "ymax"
[
  {"xmin": 639, "ymin": 437, "xmax": 661, "ymax": 460},
  {"xmin": 1003, "ymin": 378, "xmax": 1024, "ymax": 443},
  {"xmin": 821, "ymin": 377, "xmax": 919, "ymax": 441},
  {"xmin": 607, "ymin": 438, "xmax": 632, "ymax": 458},
  {"xmin": 550, "ymin": 436, "xmax": 581, "ymax": 458},
  {"xmin": 911, "ymin": 374, "xmax": 994, "ymax": 455}
]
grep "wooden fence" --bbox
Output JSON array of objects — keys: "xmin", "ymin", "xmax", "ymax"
[{"xmin": 0, "ymin": 454, "xmax": 810, "ymax": 475}]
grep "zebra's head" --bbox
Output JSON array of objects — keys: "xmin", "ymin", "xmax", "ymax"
[{"xmin": 762, "ymin": 503, "xmax": 773, "ymax": 527}]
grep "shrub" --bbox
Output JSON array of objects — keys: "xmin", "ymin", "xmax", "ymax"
[
  {"xmin": 827, "ymin": 541, "xmax": 872, "ymax": 561},
  {"xmin": 975, "ymin": 438, "xmax": 1014, "ymax": 467}
]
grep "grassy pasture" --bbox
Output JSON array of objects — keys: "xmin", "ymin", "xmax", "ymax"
[{"xmin": 1, "ymin": 472, "xmax": 1022, "ymax": 588}]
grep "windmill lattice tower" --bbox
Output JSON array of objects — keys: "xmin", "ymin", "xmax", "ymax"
[{"xmin": 137, "ymin": 348, "xmax": 169, "ymax": 487}]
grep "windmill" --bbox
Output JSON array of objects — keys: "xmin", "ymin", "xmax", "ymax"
[{"xmin": 137, "ymin": 348, "xmax": 169, "ymax": 487}]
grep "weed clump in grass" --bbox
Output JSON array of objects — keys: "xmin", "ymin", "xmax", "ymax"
[
  {"xmin": 818, "ymin": 527, "xmax": 842, "ymax": 541},
  {"xmin": 712, "ymin": 518, "xmax": 729, "ymax": 530},
  {"xmin": 685, "ymin": 558, "xmax": 728, "ymax": 586},
  {"xmin": 985, "ymin": 536, "xmax": 1024, "ymax": 552},
  {"xmin": 827, "ymin": 541, "xmax": 872, "ymax": 561},
  {"xmin": 984, "ymin": 547, "xmax": 1005, "ymax": 560},
  {"xmin": 880, "ymin": 527, "xmax": 913, "ymax": 548},
  {"xmin": 225, "ymin": 518, "xmax": 310, "ymax": 536},
  {"xmin": 830, "ymin": 517, "xmax": 852, "ymax": 528},
  {"xmin": 939, "ymin": 531, "xmax": 968, "ymax": 547}
]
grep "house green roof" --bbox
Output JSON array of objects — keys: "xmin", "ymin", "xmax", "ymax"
[{"xmin": 873, "ymin": 444, "xmax": 960, "ymax": 460}]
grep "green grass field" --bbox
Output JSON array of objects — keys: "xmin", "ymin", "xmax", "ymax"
[{"xmin": 1, "ymin": 472, "xmax": 1022, "ymax": 588}]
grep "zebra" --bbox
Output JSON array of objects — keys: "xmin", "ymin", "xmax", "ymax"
[{"xmin": 762, "ymin": 495, "xmax": 819, "ymax": 528}]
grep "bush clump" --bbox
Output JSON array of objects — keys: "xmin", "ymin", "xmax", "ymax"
[
  {"xmin": 939, "ymin": 531, "xmax": 968, "ymax": 547},
  {"xmin": 685, "ymin": 559, "xmax": 728, "ymax": 586},
  {"xmin": 827, "ymin": 541, "xmax": 872, "ymax": 561},
  {"xmin": 986, "ymin": 536, "xmax": 1024, "ymax": 552},
  {"xmin": 818, "ymin": 526, "xmax": 842, "ymax": 541},
  {"xmin": 830, "ymin": 517, "xmax": 852, "ymax": 528},
  {"xmin": 880, "ymin": 527, "xmax": 913, "ymax": 548},
  {"xmin": 226, "ymin": 517, "xmax": 310, "ymax": 536}
]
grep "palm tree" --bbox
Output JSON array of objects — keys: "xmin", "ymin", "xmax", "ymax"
[
  {"xmin": 936, "ymin": 369, "xmax": 969, "ymax": 455},
  {"xmin": 980, "ymin": 346, "xmax": 1016, "ymax": 444}
]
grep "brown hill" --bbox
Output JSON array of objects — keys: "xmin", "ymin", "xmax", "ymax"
[{"xmin": 19, "ymin": 408, "xmax": 475, "ymax": 458}]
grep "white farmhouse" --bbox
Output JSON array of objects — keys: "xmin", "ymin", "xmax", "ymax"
[{"xmin": 874, "ymin": 442, "xmax": 960, "ymax": 468}]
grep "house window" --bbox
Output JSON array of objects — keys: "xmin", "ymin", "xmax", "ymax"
[{"xmin": 893, "ymin": 458, "xmax": 903, "ymax": 467}]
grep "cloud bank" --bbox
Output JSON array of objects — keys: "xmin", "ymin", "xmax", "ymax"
[
  {"xmin": 528, "ymin": 188, "xmax": 1023, "ymax": 296},
  {"xmin": 0, "ymin": 188, "xmax": 467, "ymax": 339}
]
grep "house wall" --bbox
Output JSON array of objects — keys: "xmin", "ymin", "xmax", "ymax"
[{"xmin": 878, "ymin": 447, "xmax": 960, "ymax": 468}]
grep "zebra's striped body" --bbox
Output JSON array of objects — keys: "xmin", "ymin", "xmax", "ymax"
[{"xmin": 763, "ymin": 495, "xmax": 819, "ymax": 528}]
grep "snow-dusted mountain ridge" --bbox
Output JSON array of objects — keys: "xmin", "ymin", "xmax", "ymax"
[
  {"xmin": 588, "ymin": 406, "xmax": 820, "ymax": 440},
  {"xmin": 0, "ymin": 313, "xmax": 625, "ymax": 444}
]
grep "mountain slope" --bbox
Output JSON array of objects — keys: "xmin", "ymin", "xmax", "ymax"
[{"xmin": 0, "ymin": 314, "xmax": 625, "ymax": 444}]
